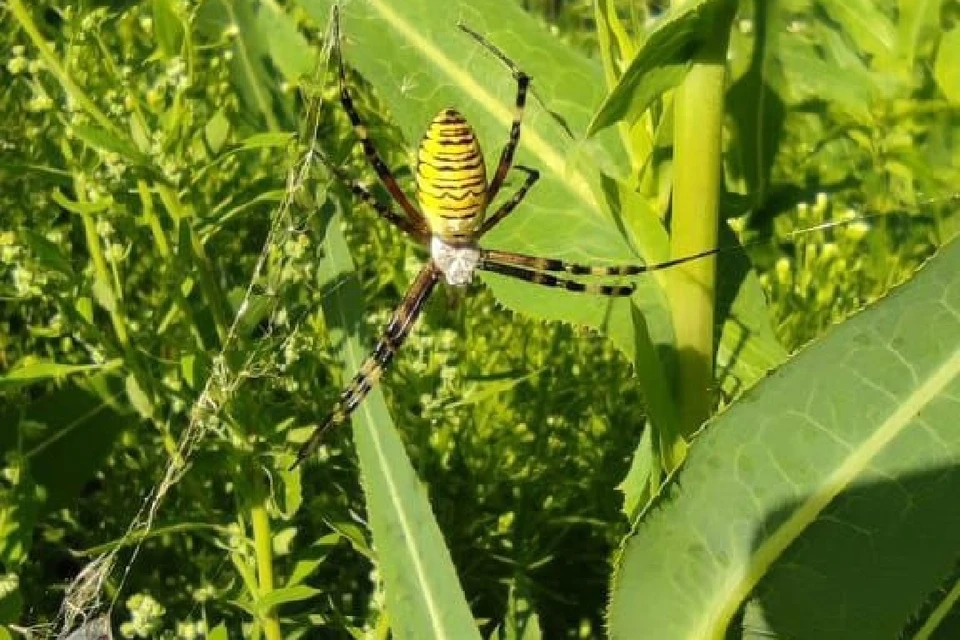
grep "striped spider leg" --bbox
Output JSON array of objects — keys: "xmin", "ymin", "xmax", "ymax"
[
  {"xmin": 456, "ymin": 22, "xmax": 531, "ymax": 205},
  {"xmin": 311, "ymin": 145, "xmax": 429, "ymax": 243},
  {"xmin": 475, "ymin": 216, "xmax": 901, "ymax": 283},
  {"xmin": 476, "ymin": 246, "xmax": 728, "ymax": 280},
  {"xmin": 329, "ymin": 5, "xmax": 429, "ymax": 240},
  {"xmin": 293, "ymin": 264, "xmax": 441, "ymax": 467}
]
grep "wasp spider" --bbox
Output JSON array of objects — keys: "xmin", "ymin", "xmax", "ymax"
[{"xmin": 294, "ymin": 9, "xmax": 732, "ymax": 467}]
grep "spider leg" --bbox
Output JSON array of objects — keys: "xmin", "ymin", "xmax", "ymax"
[
  {"xmin": 478, "ymin": 255, "xmax": 635, "ymax": 297},
  {"xmin": 292, "ymin": 263, "xmax": 441, "ymax": 468},
  {"xmin": 480, "ymin": 246, "xmax": 730, "ymax": 276},
  {"xmin": 332, "ymin": 7, "xmax": 428, "ymax": 232},
  {"xmin": 313, "ymin": 146, "xmax": 429, "ymax": 243},
  {"xmin": 479, "ymin": 165, "xmax": 539, "ymax": 235},
  {"xmin": 458, "ymin": 23, "xmax": 530, "ymax": 205}
]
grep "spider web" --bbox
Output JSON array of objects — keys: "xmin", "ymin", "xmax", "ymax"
[{"xmin": 41, "ymin": 13, "xmax": 341, "ymax": 640}]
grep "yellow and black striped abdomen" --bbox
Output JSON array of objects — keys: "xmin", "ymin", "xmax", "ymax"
[{"xmin": 416, "ymin": 108, "xmax": 487, "ymax": 239}]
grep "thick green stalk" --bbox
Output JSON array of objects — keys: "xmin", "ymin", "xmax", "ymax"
[
  {"xmin": 251, "ymin": 499, "xmax": 282, "ymax": 640},
  {"xmin": 666, "ymin": 1, "xmax": 735, "ymax": 439}
]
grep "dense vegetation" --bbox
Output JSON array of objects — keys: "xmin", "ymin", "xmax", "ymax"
[{"xmin": 1, "ymin": 0, "xmax": 958, "ymax": 638}]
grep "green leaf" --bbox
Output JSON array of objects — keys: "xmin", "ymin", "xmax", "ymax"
[
  {"xmin": 776, "ymin": 41, "xmax": 874, "ymax": 116},
  {"xmin": 0, "ymin": 358, "xmax": 122, "ymax": 390},
  {"xmin": 256, "ymin": 585, "xmax": 321, "ymax": 612},
  {"xmin": 286, "ymin": 533, "xmax": 340, "ymax": 586},
  {"xmin": 196, "ymin": 0, "xmax": 291, "ymax": 130},
  {"xmin": 68, "ymin": 123, "xmax": 148, "ymax": 165},
  {"xmin": 495, "ymin": 582, "xmax": 543, "ymax": 640},
  {"xmin": 204, "ymin": 109, "xmax": 231, "ymax": 154},
  {"xmin": 20, "ymin": 229, "xmax": 76, "ymax": 279},
  {"xmin": 617, "ymin": 425, "xmax": 655, "ymax": 520},
  {"xmin": 609, "ymin": 238, "xmax": 960, "ymax": 639},
  {"xmin": 152, "ymin": 0, "xmax": 185, "ymax": 59},
  {"xmin": 323, "ymin": 517, "xmax": 373, "ymax": 561},
  {"xmin": 125, "ymin": 373, "xmax": 154, "ymax": 420},
  {"xmin": 237, "ymin": 133, "xmax": 295, "ymax": 150},
  {"xmin": 726, "ymin": 0, "xmax": 785, "ymax": 207},
  {"xmin": 818, "ymin": 0, "xmax": 897, "ymax": 61},
  {"xmin": 257, "ymin": 0, "xmax": 316, "ymax": 82},
  {"xmin": 275, "ymin": 449, "xmax": 303, "ymax": 519},
  {"xmin": 20, "ymin": 381, "xmax": 134, "ymax": 512},
  {"xmin": 206, "ymin": 623, "xmax": 229, "ymax": 640},
  {"xmin": 934, "ymin": 27, "xmax": 960, "ymax": 105},
  {"xmin": 587, "ymin": 0, "xmax": 721, "ymax": 137},
  {"xmin": 0, "ymin": 460, "xmax": 42, "ymax": 570},
  {"xmin": 50, "ymin": 189, "xmax": 111, "ymax": 216},
  {"xmin": 897, "ymin": 0, "xmax": 943, "ymax": 68},
  {"xmin": 714, "ymin": 225, "xmax": 789, "ymax": 399},
  {"xmin": 318, "ymin": 208, "xmax": 481, "ymax": 640}
]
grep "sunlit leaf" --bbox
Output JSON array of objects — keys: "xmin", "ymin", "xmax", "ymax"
[
  {"xmin": 587, "ymin": 0, "xmax": 721, "ymax": 137},
  {"xmin": 897, "ymin": 0, "xmax": 943, "ymax": 68},
  {"xmin": 818, "ymin": 0, "xmax": 897, "ymax": 61},
  {"xmin": 152, "ymin": 0, "xmax": 185, "ymax": 59},
  {"xmin": 256, "ymin": 585, "xmax": 321, "ymax": 611},
  {"xmin": 69, "ymin": 123, "xmax": 149, "ymax": 165},
  {"xmin": 610, "ymin": 238, "xmax": 960, "ymax": 639},
  {"xmin": 934, "ymin": 27, "xmax": 960, "ymax": 105}
]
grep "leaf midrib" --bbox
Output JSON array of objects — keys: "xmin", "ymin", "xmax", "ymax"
[{"xmin": 338, "ymin": 307, "xmax": 455, "ymax": 640}]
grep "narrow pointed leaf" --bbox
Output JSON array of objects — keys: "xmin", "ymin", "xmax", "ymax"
[
  {"xmin": 318, "ymin": 210, "xmax": 481, "ymax": 640},
  {"xmin": 586, "ymin": 0, "xmax": 722, "ymax": 137}
]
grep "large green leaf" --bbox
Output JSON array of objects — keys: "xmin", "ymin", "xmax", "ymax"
[
  {"xmin": 897, "ymin": 0, "xmax": 943, "ymax": 69},
  {"xmin": 609, "ymin": 237, "xmax": 960, "ymax": 639},
  {"xmin": 726, "ymin": 0, "xmax": 785, "ymax": 207},
  {"xmin": 317, "ymin": 208, "xmax": 481, "ymax": 640},
  {"xmin": 1, "ymin": 380, "xmax": 133, "ymax": 513}
]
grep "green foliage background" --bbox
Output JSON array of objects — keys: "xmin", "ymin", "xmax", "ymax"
[{"xmin": 0, "ymin": 0, "xmax": 958, "ymax": 638}]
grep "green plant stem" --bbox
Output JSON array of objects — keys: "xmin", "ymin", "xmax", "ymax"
[
  {"xmin": 76, "ymin": 177, "xmax": 131, "ymax": 349},
  {"xmin": 251, "ymin": 499, "xmax": 282, "ymax": 640},
  {"xmin": 666, "ymin": 0, "xmax": 736, "ymax": 439}
]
